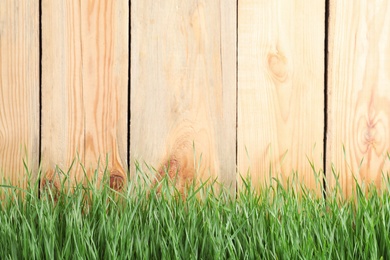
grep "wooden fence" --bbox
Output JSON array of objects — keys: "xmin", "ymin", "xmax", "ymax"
[{"xmin": 1, "ymin": 0, "xmax": 390, "ymax": 197}]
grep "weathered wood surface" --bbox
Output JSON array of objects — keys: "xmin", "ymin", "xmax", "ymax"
[
  {"xmin": 41, "ymin": 0, "xmax": 129, "ymax": 190},
  {"xmin": 238, "ymin": 0, "xmax": 325, "ymax": 192},
  {"xmin": 327, "ymin": 0, "xmax": 390, "ymax": 196},
  {"xmin": 131, "ymin": 0, "xmax": 237, "ymax": 192},
  {"xmin": 0, "ymin": 0, "xmax": 39, "ymax": 188}
]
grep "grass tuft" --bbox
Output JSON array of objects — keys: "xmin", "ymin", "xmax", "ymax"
[{"xmin": 0, "ymin": 165, "xmax": 389, "ymax": 259}]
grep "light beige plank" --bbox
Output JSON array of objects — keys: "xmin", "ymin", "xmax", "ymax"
[
  {"xmin": 131, "ymin": 0, "xmax": 236, "ymax": 193},
  {"xmin": 238, "ymin": 0, "xmax": 325, "ymax": 192},
  {"xmin": 327, "ymin": 0, "xmax": 390, "ymax": 197},
  {"xmin": 41, "ymin": 0, "xmax": 128, "ymax": 190},
  {"xmin": 0, "ymin": 0, "xmax": 39, "ymax": 189}
]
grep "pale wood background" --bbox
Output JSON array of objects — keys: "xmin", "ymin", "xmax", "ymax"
[
  {"xmin": 1, "ymin": 1, "xmax": 390, "ymax": 197},
  {"xmin": 0, "ymin": 0, "xmax": 39, "ymax": 189},
  {"xmin": 327, "ymin": 0, "xmax": 390, "ymax": 196},
  {"xmin": 238, "ymin": 0, "xmax": 325, "ymax": 192},
  {"xmin": 41, "ymin": 0, "xmax": 128, "ymax": 190},
  {"xmin": 131, "ymin": 0, "xmax": 237, "ymax": 192}
]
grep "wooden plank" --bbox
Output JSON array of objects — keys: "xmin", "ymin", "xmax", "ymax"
[
  {"xmin": 41, "ymin": 0, "xmax": 128, "ymax": 191},
  {"xmin": 327, "ymin": 0, "xmax": 390, "ymax": 197},
  {"xmin": 0, "ymin": 0, "xmax": 39, "ymax": 189},
  {"xmin": 238, "ymin": 0, "xmax": 325, "ymax": 192},
  {"xmin": 131, "ymin": 0, "xmax": 237, "ymax": 193}
]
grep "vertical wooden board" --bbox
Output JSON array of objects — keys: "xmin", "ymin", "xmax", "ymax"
[
  {"xmin": 81, "ymin": 0, "xmax": 129, "ymax": 190},
  {"xmin": 41, "ymin": 0, "xmax": 85, "ymax": 189},
  {"xmin": 131, "ymin": 1, "xmax": 236, "ymax": 192},
  {"xmin": 327, "ymin": 1, "xmax": 390, "ymax": 196},
  {"xmin": 238, "ymin": 1, "xmax": 325, "ymax": 192},
  {"xmin": 41, "ymin": 0, "xmax": 128, "ymax": 190},
  {"xmin": 0, "ymin": 0, "xmax": 39, "ymax": 188}
]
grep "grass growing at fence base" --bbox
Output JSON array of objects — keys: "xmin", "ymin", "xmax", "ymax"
[{"xmin": 0, "ymin": 168, "xmax": 390, "ymax": 259}]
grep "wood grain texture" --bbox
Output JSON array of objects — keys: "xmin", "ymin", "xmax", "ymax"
[
  {"xmin": 41, "ymin": 0, "xmax": 128, "ymax": 190},
  {"xmin": 327, "ymin": 0, "xmax": 390, "ymax": 196},
  {"xmin": 0, "ymin": 0, "xmax": 39, "ymax": 188},
  {"xmin": 238, "ymin": 0, "xmax": 325, "ymax": 192},
  {"xmin": 131, "ymin": 0, "xmax": 236, "ymax": 193}
]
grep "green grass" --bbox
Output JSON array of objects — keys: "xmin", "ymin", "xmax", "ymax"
[{"xmin": 0, "ymin": 166, "xmax": 390, "ymax": 259}]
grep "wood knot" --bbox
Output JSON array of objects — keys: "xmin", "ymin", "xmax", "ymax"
[
  {"xmin": 156, "ymin": 156, "xmax": 195, "ymax": 199},
  {"xmin": 268, "ymin": 53, "xmax": 288, "ymax": 82},
  {"xmin": 356, "ymin": 113, "xmax": 386, "ymax": 154},
  {"xmin": 110, "ymin": 170, "xmax": 125, "ymax": 191},
  {"xmin": 159, "ymin": 158, "xmax": 180, "ymax": 179}
]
